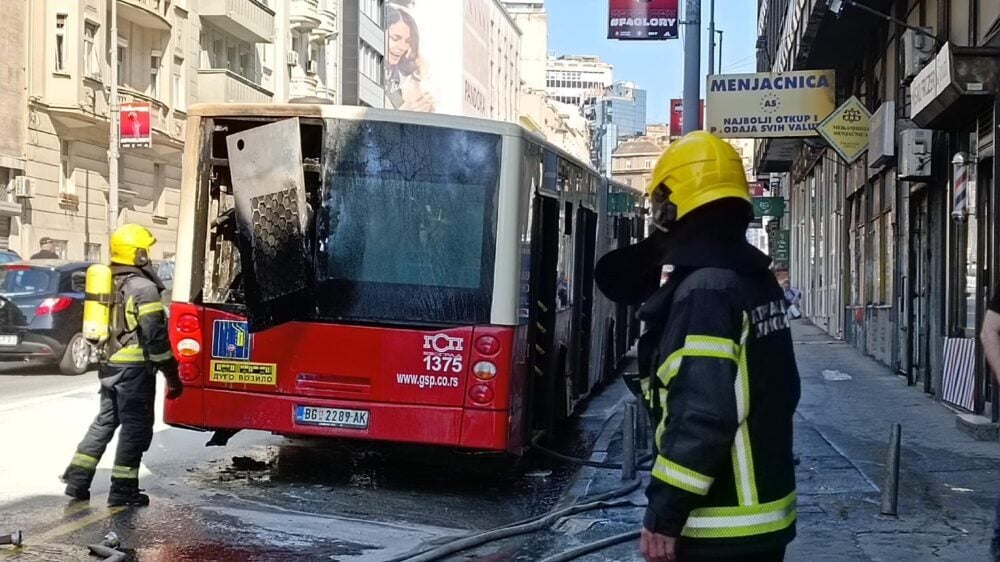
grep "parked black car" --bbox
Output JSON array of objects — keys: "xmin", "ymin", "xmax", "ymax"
[
  {"xmin": 0, "ymin": 260, "xmax": 92, "ymax": 375},
  {"xmin": 0, "ymin": 250, "xmax": 22, "ymax": 264}
]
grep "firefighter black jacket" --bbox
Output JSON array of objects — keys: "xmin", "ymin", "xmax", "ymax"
[{"xmin": 634, "ymin": 206, "xmax": 801, "ymax": 558}]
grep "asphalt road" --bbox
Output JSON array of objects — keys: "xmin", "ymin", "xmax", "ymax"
[{"xmin": 0, "ymin": 363, "xmax": 619, "ymax": 561}]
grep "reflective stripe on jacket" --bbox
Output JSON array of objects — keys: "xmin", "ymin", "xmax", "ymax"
[{"xmin": 637, "ymin": 266, "xmax": 800, "ymax": 557}]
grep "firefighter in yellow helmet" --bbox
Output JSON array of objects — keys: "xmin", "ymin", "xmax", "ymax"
[
  {"xmin": 62, "ymin": 224, "xmax": 181, "ymax": 507},
  {"xmin": 595, "ymin": 132, "xmax": 800, "ymax": 562}
]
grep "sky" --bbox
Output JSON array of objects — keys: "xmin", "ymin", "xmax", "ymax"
[{"xmin": 546, "ymin": 0, "xmax": 759, "ymax": 124}]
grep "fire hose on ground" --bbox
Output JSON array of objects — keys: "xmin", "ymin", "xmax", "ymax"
[
  {"xmin": 396, "ymin": 399, "xmax": 651, "ymax": 561},
  {"xmin": 394, "ymin": 478, "xmax": 643, "ymax": 562},
  {"xmin": 538, "ymin": 530, "xmax": 642, "ymax": 562}
]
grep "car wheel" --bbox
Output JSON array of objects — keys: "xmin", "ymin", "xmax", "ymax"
[{"xmin": 59, "ymin": 333, "xmax": 91, "ymax": 376}]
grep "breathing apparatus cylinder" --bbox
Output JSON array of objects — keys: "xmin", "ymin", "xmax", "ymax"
[{"xmin": 82, "ymin": 264, "xmax": 113, "ymax": 344}]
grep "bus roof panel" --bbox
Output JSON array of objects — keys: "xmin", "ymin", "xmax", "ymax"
[{"xmin": 185, "ymin": 103, "xmax": 608, "ymax": 178}]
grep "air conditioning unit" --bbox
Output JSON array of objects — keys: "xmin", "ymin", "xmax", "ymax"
[
  {"xmin": 286, "ymin": 51, "xmax": 299, "ymax": 66},
  {"xmin": 902, "ymin": 27, "xmax": 935, "ymax": 83},
  {"xmin": 898, "ymin": 129, "xmax": 934, "ymax": 180},
  {"xmin": 306, "ymin": 60, "xmax": 318, "ymax": 75},
  {"xmin": 13, "ymin": 176, "xmax": 31, "ymax": 199}
]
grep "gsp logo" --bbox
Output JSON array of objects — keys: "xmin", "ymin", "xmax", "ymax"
[{"xmin": 423, "ymin": 334, "xmax": 464, "ymax": 354}]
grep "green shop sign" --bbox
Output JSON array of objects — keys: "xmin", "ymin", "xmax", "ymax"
[
  {"xmin": 752, "ymin": 197, "xmax": 785, "ymax": 218},
  {"xmin": 771, "ymin": 230, "xmax": 790, "ymax": 263}
]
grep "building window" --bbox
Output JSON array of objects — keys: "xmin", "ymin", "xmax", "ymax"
[
  {"xmin": 59, "ymin": 141, "xmax": 74, "ymax": 195},
  {"xmin": 212, "ymin": 38, "xmax": 224, "ymax": 68},
  {"xmin": 84, "ymin": 21, "xmax": 100, "ymax": 79},
  {"xmin": 117, "ymin": 38, "xmax": 128, "ymax": 86},
  {"xmin": 50, "ymin": 239, "xmax": 69, "ymax": 259},
  {"xmin": 150, "ymin": 53, "xmax": 162, "ymax": 97},
  {"xmin": 625, "ymin": 160, "xmax": 632, "ymax": 170},
  {"xmin": 85, "ymin": 243, "xmax": 101, "ymax": 262},
  {"xmin": 55, "ymin": 14, "xmax": 68, "ymax": 73},
  {"xmin": 359, "ymin": 43, "xmax": 382, "ymax": 84},
  {"xmin": 154, "ymin": 164, "xmax": 168, "ymax": 218},
  {"xmin": 226, "ymin": 45, "xmax": 237, "ymax": 72},
  {"xmin": 172, "ymin": 57, "xmax": 185, "ymax": 110},
  {"xmin": 361, "ymin": 0, "xmax": 382, "ymax": 25},
  {"xmin": 645, "ymin": 159, "xmax": 653, "ymax": 169}
]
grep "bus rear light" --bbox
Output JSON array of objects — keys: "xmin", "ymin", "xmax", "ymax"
[
  {"xmin": 176, "ymin": 314, "xmax": 200, "ymax": 334},
  {"xmin": 475, "ymin": 335, "xmax": 500, "ymax": 356},
  {"xmin": 468, "ymin": 384, "xmax": 494, "ymax": 405},
  {"xmin": 177, "ymin": 361, "xmax": 200, "ymax": 382},
  {"xmin": 472, "ymin": 361, "xmax": 497, "ymax": 381},
  {"xmin": 176, "ymin": 338, "xmax": 201, "ymax": 358}
]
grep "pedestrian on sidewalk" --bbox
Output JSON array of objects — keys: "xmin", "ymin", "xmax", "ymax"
[
  {"xmin": 595, "ymin": 131, "xmax": 800, "ymax": 562},
  {"xmin": 61, "ymin": 224, "xmax": 183, "ymax": 507},
  {"xmin": 30, "ymin": 237, "xmax": 59, "ymax": 260},
  {"xmin": 782, "ymin": 280, "xmax": 802, "ymax": 320},
  {"xmin": 980, "ymin": 289, "xmax": 1000, "ymax": 561}
]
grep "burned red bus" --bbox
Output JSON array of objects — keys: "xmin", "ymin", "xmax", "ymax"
[{"xmin": 165, "ymin": 104, "xmax": 644, "ymax": 453}]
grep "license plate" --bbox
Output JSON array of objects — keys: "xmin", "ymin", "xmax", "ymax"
[
  {"xmin": 295, "ymin": 406, "xmax": 370, "ymax": 429},
  {"xmin": 0, "ymin": 335, "xmax": 18, "ymax": 346}
]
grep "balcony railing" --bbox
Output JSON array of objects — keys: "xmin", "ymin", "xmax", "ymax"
[
  {"xmin": 200, "ymin": 0, "xmax": 276, "ymax": 43},
  {"xmin": 197, "ymin": 69, "xmax": 274, "ymax": 104},
  {"xmin": 118, "ymin": 0, "xmax": 172, "ymax": 32},
  {"xmin": 290, "ymin": 0, "xmax": 321, "ymax": 30}
]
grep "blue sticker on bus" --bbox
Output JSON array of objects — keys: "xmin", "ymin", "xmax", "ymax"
[{"xmin": 212, "ymin": 320, "xmax": 251, "ymax": 360}]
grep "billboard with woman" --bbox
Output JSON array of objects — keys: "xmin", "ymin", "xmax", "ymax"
[
  {"xmin": 384, "ymin": 1, "xmax": 437, "ymax": 112},
  {"xmin": 383, "ymin": 0, "xmax": 493, "ymax": 118}
]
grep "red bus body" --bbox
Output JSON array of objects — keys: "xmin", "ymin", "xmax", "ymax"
[
  {"xmin": 164, "ymin": 105, "xmax": 643, "ymax": 454},
  {"xmin": 167, "ymin": 305, "xmax": 529, "ymax": 452}
]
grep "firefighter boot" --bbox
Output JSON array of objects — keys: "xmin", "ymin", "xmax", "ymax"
[
  {"xmin": 61, "ymin": 452, "xmax": 100, "ymax": 501},
  {"xmin": 107, "ymin": 478, "xmax": 149, "ymax": 507}
]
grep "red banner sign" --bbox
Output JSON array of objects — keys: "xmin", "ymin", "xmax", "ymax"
[
  {"xmin": 608, "ymin": 0, "xmax": 679, "ymax": 40},
  {"xmin": 669, "ymin": 98, "xmax": 704, "ymax": 138},
  {"xmin": 120, "ymin": 101, "xmax": 152, "ymax": 149}
]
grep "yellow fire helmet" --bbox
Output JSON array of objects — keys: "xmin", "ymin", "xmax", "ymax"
[
  {"xmin": 647, "ymin": 130, "xmax": 751, "ymax": 227},
  {"xmin": 110, "ymin": 224, "xmax": 156, "ymax": 266}
]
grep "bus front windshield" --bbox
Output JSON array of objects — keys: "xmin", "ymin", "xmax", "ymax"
[{"xmin": 315, "ymin": 120, "xmax": 502, "ymax": 326}]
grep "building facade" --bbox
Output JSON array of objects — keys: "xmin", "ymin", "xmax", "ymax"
[
  {"xmin": 546, "ymin": 55, "xmax": 613, "ymax": 107},
  {"xmin": 756, "ymin": 0, "xmax": 1000, "ymax": 425},
  {"xmin": 586, "ymin": 80, "xmax": 647, "ymax": 174},
  {"xmin": 19, "ymin": 0, "xmax": 202, "ymax": 262},
  {"xmin": 610, "ymin": 138, "xmax": 662, "ymax": 193},
  {"xmin": 505, "ymin": 0, "xmax": 589, "ymax": 161},
  {"xmin": 501, "ymin": 0, "xmax": 546, "ymax": 91},
  {"xmin": 0, "ymin": 0, "xmax": 28, "ymax": 249}
]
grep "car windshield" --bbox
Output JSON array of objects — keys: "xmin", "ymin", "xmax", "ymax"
[{"xmin": 0, "ymin": 267, "xmax": 53, "ymax": 296}]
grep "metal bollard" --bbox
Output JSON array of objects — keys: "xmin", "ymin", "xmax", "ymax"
[
  {"xmin": 622, "ymin": 398, "xmax": 637, "ymax": 481},
  {"xmin": 0, "ymin": 531, "xmax": 22, "ymax": 547},
  {"xmin": 880, "ymin": 423, "xmax": 901, "ymax": 516}
]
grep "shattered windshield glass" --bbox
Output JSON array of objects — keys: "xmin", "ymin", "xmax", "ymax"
[{"xmin": 316, "ymin": 120, "xmax": 502, "ymax": 325}]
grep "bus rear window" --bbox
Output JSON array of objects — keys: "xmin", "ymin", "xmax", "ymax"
[
  {"xmin": 322, "ymin": 177, "xmax": 486, "ymax": 289},
  {"xmin": 315, "ymin": 120, "xmax": 501, "ymax": 325}
]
